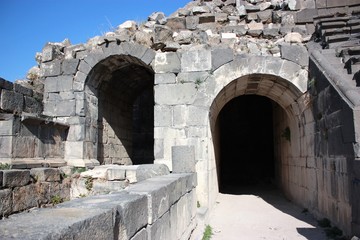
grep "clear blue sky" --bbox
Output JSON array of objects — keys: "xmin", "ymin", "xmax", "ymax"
[{"xmin": 0, "ymin": 0, "xmax": 190, "ymax": 82}]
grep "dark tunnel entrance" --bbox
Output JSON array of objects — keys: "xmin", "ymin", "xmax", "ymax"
[{"xmin": 218, "ymin": 95, "xmax": 275, "ymax": 193}]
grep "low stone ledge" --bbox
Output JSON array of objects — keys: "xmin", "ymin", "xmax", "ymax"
[
  {"xmin": 30, "ymin": 168, "xmax": 61, "ymax": 182},
  {"xmin": 0, "ymin": 173, "xmax": 197, "ymax": 240},
  {"xmin": 0, "ymin": 207, "xmax": 115, "ymax": 240},
  {"xmin": 2, "ymin": 170, "xmax": 30, "ymax": 188},
  {"xmin": 58, "ymin": 192, "xmax": 148, "ymax": 240}
]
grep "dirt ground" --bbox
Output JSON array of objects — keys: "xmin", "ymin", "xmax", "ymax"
[{"xmin": 193, "ymin": 187, "xmax": 328, "ymax": 240}]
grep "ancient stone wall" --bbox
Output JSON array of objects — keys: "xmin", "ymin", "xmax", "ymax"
[
  {"xmin": 0, "ymin": 168, "xmax": 71, "ymax": 218},
  {"xmin": 1, "ymin": 0, "xmax": 360, "ymax": 237},
  {"xmin": 0, "ymin": 172, "xmax": 197, "ymax": 240}
]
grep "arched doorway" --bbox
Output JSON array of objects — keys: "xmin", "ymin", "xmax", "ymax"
[
  {"xmin": 209, "ymin": 73, "xmax": 303, "ymax": 197},
  {"xmin": 218, "ymin": 95, "xmax": 276, "ymax": 192},
  {"xmin": 85, "ymin": 55, "xmax": 154, "ymax": 165}
]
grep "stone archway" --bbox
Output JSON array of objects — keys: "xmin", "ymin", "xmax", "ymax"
[
  {"xmin": 84, "ymin": 54, "xmax": 154, "ymax": 165},
  {"xmin": 209, "ymin": 73, "xmax": 304, "ymax": 196}
]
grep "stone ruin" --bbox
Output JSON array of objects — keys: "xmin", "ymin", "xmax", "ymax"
[{"xmin": 1, "ymin": 0, "xmax": 360, "ymax": 238}]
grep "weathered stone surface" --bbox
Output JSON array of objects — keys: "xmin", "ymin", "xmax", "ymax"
[
  {"xmin": 62, "ymin": 59, "xmax": 80, "ymax": 75},
  {"xmin": 155, "ymin": 105, "xmax": 172, "ymax": 127},
  {"xmin": 181, "ymin": 50, "xmax": 212, "ymax": 72},
  {"xmin": 154, "ymin": 52, "xmax": 181, "ymax": 73},
  {"xmin": 174, "ymin": 30, "xmax": 193, "ymax": 44},
  {"xmin": 24, "ymin": 96, "xmax": 42, "ymax": 114},
  {"xmin": 148, "ymin": 212, "xmax": 171, "ymax": 240},
  {"xmin": 155, "ymin": 73, "xmax": 176, "ymax": 85},
  {"xmin": 212, "ymin": 48, "xmax": 234, "ymax": 70},
  {"xmin": 0, "ymin": 189, "xmax": 12, "ymax": 216},
  {"xmin": 155, "ymin": 83, "xmax": 197, "ymax": 105},
  {"xmin": 0, "ymin": 77, "xmax": 13, "ymax": 90},
  {"xmin": 186, "ymin": 16, "xmax": 199, "ymax": 30},
  {"xmin": 149, "ymin": 12, "xmax": 167, "ymax": 25},
  {"xmin": 118, "ymin": 20, "xmax": 137, "ymax": 31},
  {"xmin": 247, "ymin": 21, "xmax": 264, "ymax": 37},
  {"xmin": 280, "ymin": 43, "xmax": 309, "ymax": 67},
  {"xmin": 3, "ymin": 170, "xmax": 30, "ymax": 187},
  {"xmin": 0, "ymin": 207, "xmax": 115, "ymax": 239},
  {"xmin": 124, "ymin": 164, "xmax": 170, "ymax": 183},
  {"xmin": 0, "ymin": 136, "xmax": 12, "ymax": 158},
  {"xmin": 44, "ymin": 76, "xmax": 73, "ymax": 93},
  {"xmin": 14, "ymin": 83, "xmax": 32, "ymax": 96},
  {"xmin": 30, "ymin": 168, "xmax": 61, "ymax": 182},
  {"xmin": 41, "ymin": 60, "xmax": 61, "ymax": 77},
  {"xmin": 166, "ymin": 17, "xmax": 186, "ymax": 31},
  {"xmin": 172, "ymin": 145, "xmax": 196, "ymax": 173},
  {"xmin": 284, "ymin": 32, "xmax": 303, "ymax": 43},
  {"xmin": 153, "ymin": 25, "xmax": 173, "ymax": 44},
  {"xmin": 258, "ymin": 10, "xmax": 273, "ymax": 23},
  {"xmin": 0, "ymin": 89, "xmax": 23, "ymax": 113},
  {"xmin": 296, "ymin": 8, "xmax": 318, "ymax": 23}
]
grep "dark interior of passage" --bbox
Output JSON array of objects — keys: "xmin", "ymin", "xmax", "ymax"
[{"xmin": 218, "ymin": 95, "xmax": 275, "ymax": 193}]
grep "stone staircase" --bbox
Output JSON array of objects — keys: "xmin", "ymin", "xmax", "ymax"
[{"xmin": 314, "ymin": 11, "xmax": 360, "ymax": 89}]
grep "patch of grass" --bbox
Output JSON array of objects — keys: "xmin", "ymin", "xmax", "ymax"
[
  {"xmin": 0, "ymin": 163, "xmax": 11, "ymax": 170},
  {"xmin": 281, "ymin": 127, "xmax": 291, "ymax": 142},
  {"xmin": 73, "ymin": 167, "xmax": 86, "ymax": 174},
  {"xmin": 202, "ymin": 225, "xmax": 213, "ymax": 240},
  {"xmin": 197, "ymin": 201, "xmax": 201, "ymax": 208},
  {"xmin": 79, "ymin": 194, "xmax": 87, "ymax": 198},
  {"xmin": 85, "ymin": 176, "xmax": 93, "ymax": 191},
  {"xmin": 50, "ymin": 195, "xmax": 63, "ymax": 205}
]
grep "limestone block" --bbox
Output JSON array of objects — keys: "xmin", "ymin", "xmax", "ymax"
[
  {"xmin": 44, "ymin": 75, "xmax": 73, "ymax": 93},
  {"xmin": 280, "ymin": 44, "xmax": 309, "ymax": 67},
  {"xmin": 0, "ymin": 89, "xmax": 23, "ymax": 113},
  {"xmin": 30, "ymin": 168, "xmax": 61, "ymax": 182},
  {"xmin": 215, "ymin": 13, "xmax": 228, "ymax": 23},
  {"xmin": 131, "ymin": 228, "xmax": 148, "ymax": 240},
  {"xmin": 127, "ymin": 178, "xmax": 171, "ymax": 224},
  {"xmin": 14, "ymin": 83, "xmax": 32, "ymax": 96},
  {"xmin": 125, "ymin": 164, "xmax": 170, "ymax": 183},
  {"xmin": 148, "ymin": 212, "xmax": 171, "ymax": 240},
  {"xmin": 181, "ymin": 50, "xmax": 211, "ymax": 72},
  {"xmin": 12, "ymin": 184, "xmax": 39, "ymax": 212},
  {"xmin": 0, "ymin": 136, "xmax": 12, "ymax": 158},
  {"xmin": 172, "ymin": 146, "xmax": 196, "ymax": 173},
  {"xmin": 223, "ymin": 25, "xmax": 248, "ymax": 36},
  {"xmin": 212, "ymin": 48, "xmax": 233, "ymax": 70},
  {"xmin": 155, "ymin": 105, "xmax": 172, "ymax": 127},
  {"xmin": 42, "ymin": 44, "xmax": 55, "ymax": 62},
  {"xmin": 154, "ymin": 52, "xmax": 181, "ymax": 73},
  {"xmin": 0, "ymin": 207, "xmax": 115, "ymax": 239},
  {"xmin": 154, "ymin": 83, "xmax": 197, "ymax": 105},
  {"xmin": 174, "ymin": 30, "xmax": 193, "ymax": 44},
  {"xmin": 247, "ymin": 21, "xmax": 264, "ymax": 37},
  {"xmin": 24, "ymin": 96, "xmax": 42, "ymax": 114},
  {"xmin": 0, "ymin": 189, "xmax": 12, "ymax": 216},
  {"xmin": 67, "ymin": 124, "xmax": 85, "ymax": 141},
  {"xmin": 155, "ymin": 73, "xmax": 176, "ymax": 85},
  {"xmin": 41, "ymin": 60, "xmax": 61, "ymax": 77},
  {"xmin": 122, "ymin": 42, "xmax": 148, "ymax": 60},
  {"xmin": 140, "ymin": 48, "xmax": 156, "ymax": 65},
  {"xmin": 65, "ymin": 141, "xmax": 84, "ymax": 160},
  {"xmin": 166, "ymin": 17, "xmax": 186, "ymax": 31},
  {"xmin": 187, "ymin": 106, "xmax": 209, "ymax": 126},
  {"xmin": 173, "ymin": 105, "xmax": 187, "ymax": 127},
  {"xmin": 2, "ymin": 170, "xmax": 30, "ymax": 187},
  {"xmin": 62, "ymin": 59, "xmax": 80, "ymax": 75},
  {"xmin": 154, "ymin": 139, "xmax": 164, "ymax": 159},
  {"xmin": 295, "ymin": 8, "xmax": 318, "ymax": 23},
  {"xmin": 153, "ymin": 25, "xmax": 173, "ymax": 44},
  {"xmin": 55, "ymin": 100, "xmax": 76, "ymax": 116},
  {"xmin": 0, "ymin": 77, "xmax": 14, "ymax": 90}
]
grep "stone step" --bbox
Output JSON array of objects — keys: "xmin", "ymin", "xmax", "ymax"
[
  {"xmin": 320, "ymin": 21, "xmax": 347, "ymax": 30},
  {"xmin": 321, "ymin": 27, "xmax": 351, "ymax": 37}
]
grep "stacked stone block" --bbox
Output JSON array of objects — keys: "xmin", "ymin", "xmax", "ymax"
[
  {"xmin": 0, "ymin": 168, "xmax": 71, "ymax": 218},
  {"xmin": 0, "ymin": 173, "xmax": 197, "ymax": 240}
]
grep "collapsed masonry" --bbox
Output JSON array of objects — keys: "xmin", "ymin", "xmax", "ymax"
[{"xmin": 1, "ymin": 0, "xmax": 360, "ymax": 238}]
